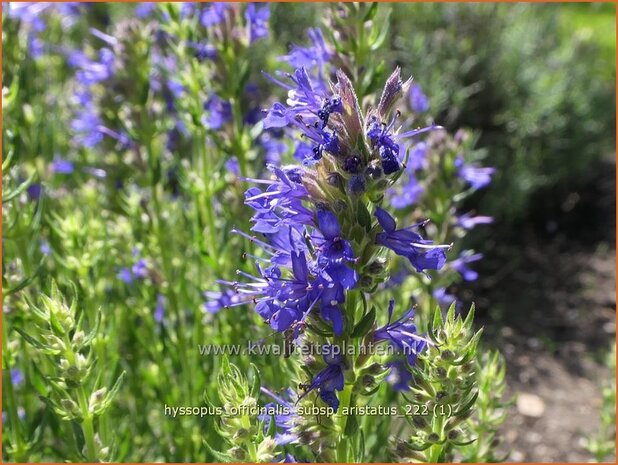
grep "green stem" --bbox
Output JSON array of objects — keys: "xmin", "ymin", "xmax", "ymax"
[
  {"xmin": 230, "ymin": 97, "xmax": 247, "ymax": 177},
  {"xmin": 2, "ymin": 323, "xmax": 27, "ymax": 462},
  {"xmin": 63, "ymin": 333, "xmax": 97, "ymax": 461},
  {"xmin": 335, "ymin": 383, "xmax": 354, "ymax": 463},
  {"xmin": 77, "ymin": 387, "xmax": 97, "ymax": 462},
  {"xmin": 428, "ymin": 414, "xmax": 445, "ymax": 462}
]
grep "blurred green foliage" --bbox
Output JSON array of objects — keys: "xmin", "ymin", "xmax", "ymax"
[
  {"xmin": 389, "ymin": 2, "xmax": 615, "ymax": 221},
  {"xmin": 263, "ymin": 2, "xmax": 615, "ymax": 221}
]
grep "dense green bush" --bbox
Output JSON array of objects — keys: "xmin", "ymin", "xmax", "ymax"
[{"xmin": 390, "ymin": 3, "xmax": 615, "ymax": 221}]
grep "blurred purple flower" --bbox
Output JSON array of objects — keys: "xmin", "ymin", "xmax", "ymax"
[
  {"xmin": 51, "ymin": 159, "xmax": 74, "ymax": 175},
  {"xmin": 457, "ymin": 212, "xmax": 494, "ymax": 230},
  {"xmin": 280, "ymin": 28, "xmax": 331, "ymax": 72},
  {"xmin": 259, "ymin": 387, "xmax": 298, "ymax": 446},
  {"xmin": 374, "ymin": 300, "xmax": 427, "ymax": 366},
  {"xmin": 245, "ymin": 3, "xmax": 270, "ymax": 44},
  {"xmin": 135, "ymin": 2, "xmax": 156, "ymax": 18},
  {"xmin": 11, "ymin": 369, "xmax": 24, "ymax": 387},
  {"xmin": 455, "ymin": 157, "xmax": 495, "ymax": 189},
  {"xmin": 203, "ymin": 94, "xmax": 231, "ymax": 130},
  {"xmin": 409, "ymin": 84, "xmax": 429, "ymax": 113},
  {"xmin": 27, "ymin": 183, "xmax": 42, "ymax": 201},
  {"xmin": 407, "ymin": 141, "xmax": 428, "ymax": 172},
  {"xmin": 386, "ymin": 360, "xmax": 413, "ymax": 392},
  {"xmin": 117, "ymin": 267, "xmax": 133, "ymax": 284},
  {"xmin": 200, "ymin": 3, "xmax": 228, "ymax": 27},
  {"xmin": 40, "ymin": 240, "xmax": 51, "ymax": 256},
  {"xmin": 451, "ymin": 251, "xmax": 483, "ymax": 282},
  {"xmin": 225, "ymin": 157, "xmax": 240, "ymax": 176},
  {"xmin": 154, "ymin": 294, "xmax": 165, "ymax": 323},
  {"xmin": 132, "ymin": 259, "xmax": 149, "ymax": 280},
  {"xmin": 203, "ymin": 289, "xmax": 245, "ymax": 313},
  {"xmin": 390, "ymin": 176, "xmax": 424, "ymax": 209}
]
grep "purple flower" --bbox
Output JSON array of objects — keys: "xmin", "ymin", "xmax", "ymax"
[
  {"xmin": 203, "ymin": 94, "xmax": 231, "ymax": 130},
  {"xmin": 217, "ymin": 221, "xmax": 350, "ymax": 336},
  {"xmin": 188, "ymin": 41, "xmax": 217, "ymax": 62},
  {"xmin": 457, "ymin": 212, "xmax": 494, "ymax": 230},
  {"xmin": 243, "ymin": 165, "xmax": 311, "ymax": 234},
  {"xmin": 451, "ymin": 251, "xmax": 483, "ymax": 282},
  {"xmin": 299, "ymin": 350, "xmax": 345, "ymax": 411},
  {"xmin": 117, "ymin": 267, "xmax": 133, "ymax": 284},
  {"xmin": 225, "ymin": 157, "xmax": 240, "ymax": 176},
  {"xmin": 245, "ymin": 3, "xmax": 270, "ymax": 44},
  {"xmin": 375, "ymin": 207, "xmax": 448, "ymax": 273},
  {"xmin": 280, "ymin": 28, "xmax": 331, "ymax": 72},
  {"xmin": 263, "ymin": 68, "xmax": 343, "ymax": 150},
  {"xmin": 11, "ymin": 369, "xmax": 24, "ymax": 387},
  {"xmin": 27, "ymin": 183, "xmax": 42, "ymax": 201},
  {"xmin": 389, "ymin": 176, "xmax": 424, "ymax": 209},
  {"xmin": 259, "ymin": 387, "xmax": 298, "ymax": 446},
  {"xmin": 374, "ymin": 300, "xmax": 428, "ymax": 366},
  {"xmin": 5, "ymin": 3, "xmax": 50, "ymax": 29},
  {"xmin": 200, "ymin": 3, "xmax": 228, "ymax": 27},
  {"xmin": 409, "ymin": 84, "xmax": 429, "ymax": 113},
  {"xmin": 386, "ymin": 360, "xmax": 413, "ymax": 392},
  {"xmin": 366, "ymin": 116, "xmax": 439, "ymax": 175},
  {"xmin": 407, "ymin": 142, "xmax": 428, "ymax": 172},
  {"xmin": 40, "ymin": 240, "xmax": 51, "ymax": 256},
  {"xmin": 259, "ymin": 132, "xmax": 287, "ymax": 166},
  {"xmin": 433, "ymin": 287, "xmax": 460, "ymax": 311},
  {"xmin": 71, "ymin": 109, "xmax": 104, "ymax": 148},
  {"xmin": 154, "ymin": 294, "xmax": 165, "ymax": 323},
  {"xmin": 135, "ymin": 3, "xmax": 156, "ymax": 18},
  {"xmin": 203, "ymin": 289, "xmax": 246, "ymax": 313},
  {"xmin": 315, "ymin": 210, "xmax": 357, "ymax": 293},
  {"xmin": 74, "ymin": 48, "xmax": 115, "ymax": 85},
  {"xmin": 28, "ymin": 34, "xmax": 44, "ymax": 58},
  {"xmin": 455, "ymin": 157, "xmax": 495, "ymax": 189},
  {"xmin": 292, "ymin": 142, "xmax": 314, "ymax": 164},
  {"xmin": 51, "ymin": 159, "xmax": 74, "ymax": 175},
  {"xmin": 132, "ymin": 259, "xmax": 149, "ymax": 280}
]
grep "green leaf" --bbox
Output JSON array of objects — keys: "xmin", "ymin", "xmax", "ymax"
[
  {"xmin": 357, "ymin": 428, "xmax": 366, "ymax": 462},
  {"xmin": 356, "ymin": 201, "xmax": 372, "ymax": 230},
  {"xmin": 14, "ymin": 327, "xmax": 46, "ymax": 351},
  {"xmin": 266, "ymin": 413, "xmax": 277, "ymax": 438},
  {"xmin": 463, "ymin": 303, "xmax": 476, "ymax": 329},
  {"xmin": 363, "ymin": 3, "xmax": 379, "ymax": 22},
  {"xmin": 351, "ymin": 306, "xmax": 376, "ymax": 338},
  {"xmin": 249, "ymin": 363, "xmax": 261, "ymax": 399},
  {"xmin": 452, "ymin": 390, "xmax": 479, "ymax": 417},
  {"xmin": 446, "ymin": 302, "xmax": 457, "ymax": 325},
  {"xmin": 3, "ymin": 171, "xmax": 37, "ymax": 203},
  {"xmin": 4, "ymin": 261, "xmax": 44, "ymax": 297},
  {"xmin": 82, "ymin": 308, "xmax": 102, "ymax": 346},
  {"xmin": 94, "ymin": 371, "xmax": 126, "ymax": 415},
  {"xmin": 344, "ymin": 412, "xmax": 359, "ymax": 437},
  {"xmin": 70, "ymin": 419, "xmax": 86, "ymax": 458},
  {"xmin": 203, "ymin": 440, "xmax": 233, "ymax": 462}
]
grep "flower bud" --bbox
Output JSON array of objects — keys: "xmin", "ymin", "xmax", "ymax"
[
  {"xmin": 412, "ymin": 416, "xmax": 427, "ymax": 429},
  {"xmin": 233, "ymin": 428, "xmax": 250, "ymax": 441},
  {"xmin": 89, "ymin": 387, "xmax": 108, "ymax": 412},
  {"xmin": 98, "ymin": 447, "xmax": 110, "ymax": 462},
  {"xmin": 72, "ymin": 330, "xmax": 85, "ymax": 347},
  {"xmin": 61, "ymin": 398, "xmax": 79, "ymax": 415},
  {"xmin": 440, "ymin": 349, "xmax": 454, "ymax": 361},
  {"xmin": 229, "ymin": 447, "xmax": 245, "ymax": 460},
  {"xmin": 256, "ymin": 437, "xmax": 277, "ymax": 462},
  {"xmin": 347, "ymin": 175, "xmax": 366, "ymax": 195}
]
